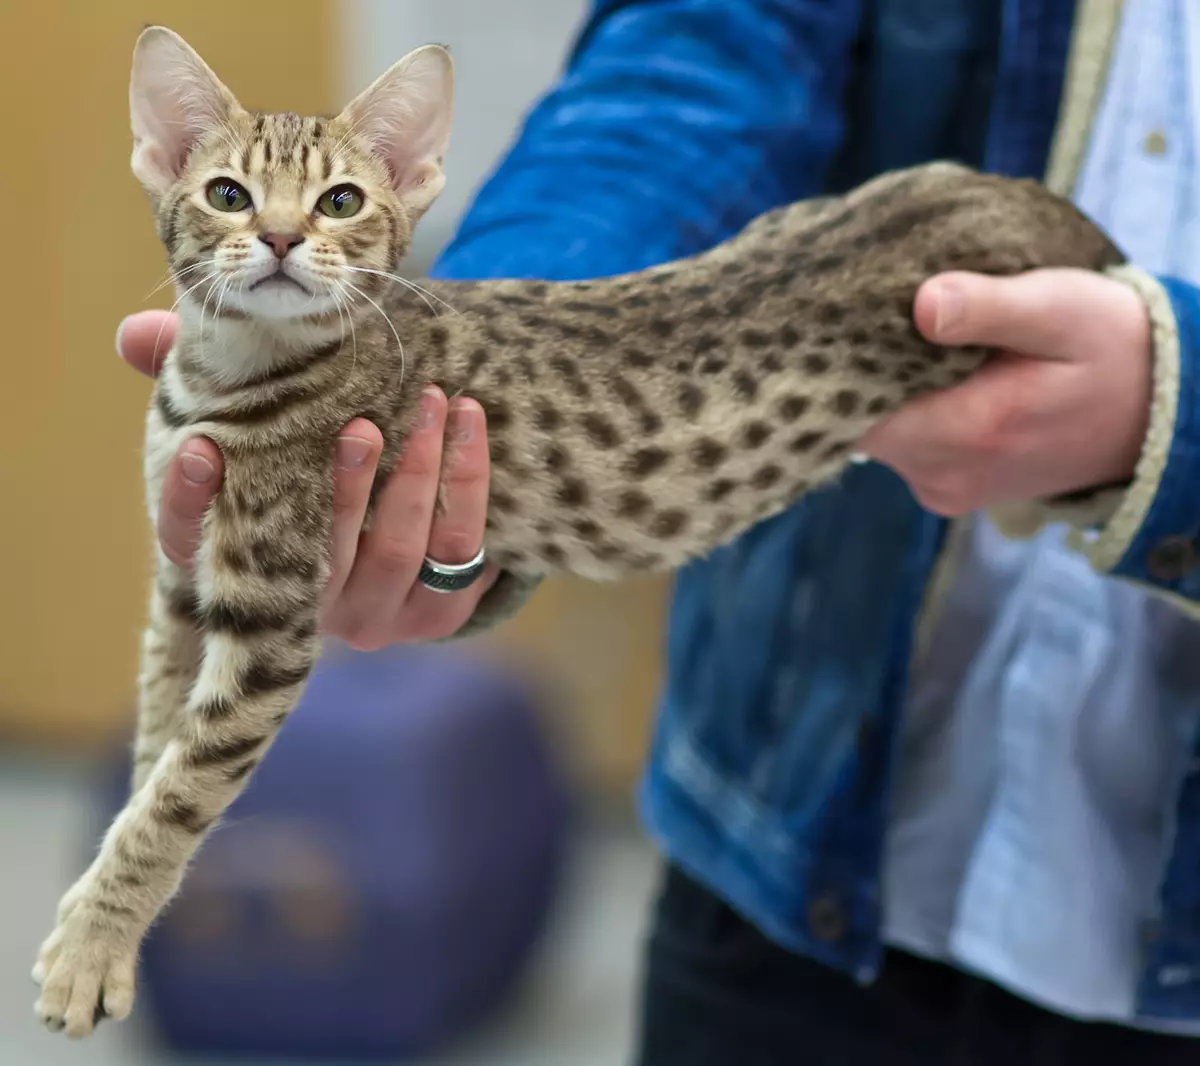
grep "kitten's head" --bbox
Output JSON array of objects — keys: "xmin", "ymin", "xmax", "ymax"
[{"xmin": 129, "ymin": 26, "xmax": 452, "ymax": 323}]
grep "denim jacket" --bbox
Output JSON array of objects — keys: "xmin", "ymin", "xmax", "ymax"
[{"xmin": 432, "ymin": 0, "xmax": 1200, "ymax": 1024}]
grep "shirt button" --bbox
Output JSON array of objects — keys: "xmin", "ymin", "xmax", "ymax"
[
  {"xmin": 1143, "ymin": 129, "xmax": 1169, "ymax": 156},
  {"xmin": 1146, "ymin": 535, "xmax": 1198, "ymax": 581},
  {"xmin": 807, "ymin": 894, "xmax": 846, "ymax": 943}
]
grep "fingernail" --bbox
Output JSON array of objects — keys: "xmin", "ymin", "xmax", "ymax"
[
  {"xmin": 448, "ymin": 402, "xmax": 474, "ymax": 444},
  {"xmin": 115, "ymin": 316, "xmax": 131, "ymax": 359},
  {"xmin": 934, "ymin": 282, "xmax": 965, "ymax": 337},
  {"xmin": 336, "ymin": 436, "xmax": 373, "ymax": 470},
  {"xmin": 179, "ymin": 451, "xmax": 214, "ymax": 485},
  {"xmin": 421, "ymin": 387, "xmax": 441, "ymax": 429}
]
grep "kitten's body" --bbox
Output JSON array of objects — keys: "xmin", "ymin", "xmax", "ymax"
[{"xmin": 33, "ymin": 28, "xmax": 1123, "ymax": 1037}]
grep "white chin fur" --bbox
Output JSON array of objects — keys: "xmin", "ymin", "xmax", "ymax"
[{"xmin": 219, "ymin": 280, "xmax": 338, "ymax": 320}]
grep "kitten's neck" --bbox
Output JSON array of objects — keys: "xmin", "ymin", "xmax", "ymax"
[{"xmin": 176, "ymin": 299, "xmax": 357, "ymax": 389}]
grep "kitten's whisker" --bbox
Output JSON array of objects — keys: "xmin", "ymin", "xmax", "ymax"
[
  {"xmin": 342, "ymin": 266, "xmax": 458, "ymax": 317},
  {"xmin": 343, "ymin": 280, "xmax": 398, "ymax": 386},
  {"xmin": 332, "ymin": 282, "xmax": 359, "ymax": 377},
  {"xmin": 196, "ymin": 273, "xmax": 225, "ymax": 365},
  {"xmin": 143, "ymin": 261, "xmax": 210, "ymax": 302},
  {"xmin": 153, "ymin": 271, "xmax": 219, "ymax": 376}
]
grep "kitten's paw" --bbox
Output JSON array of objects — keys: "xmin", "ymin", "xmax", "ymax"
[{"xmin": 33, "ymin": 905, "xmax": 138, "ymax": 1039}]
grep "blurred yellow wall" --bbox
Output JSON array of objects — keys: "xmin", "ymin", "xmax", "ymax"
[{"xmin": 0, "ymin": 1, "xmax": 335, "ymax": 745}]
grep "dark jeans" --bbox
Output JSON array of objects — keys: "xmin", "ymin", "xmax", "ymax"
[{"xmin": 634, "ymin": 864, "xmax": 1197, "ymax": 1066}]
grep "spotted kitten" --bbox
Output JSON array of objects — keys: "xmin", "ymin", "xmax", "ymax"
[{"xmin": 33, "ymin": 25, "xmax": 1125, "ymax": 1037}]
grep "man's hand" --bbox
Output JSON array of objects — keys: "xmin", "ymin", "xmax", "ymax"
[
  {"xmin": 859, "ymin": 268, "xmax": 1152, "ymax": 515},
  {"xmin": 117, "ymin": 310, "xmax": 496, "ymax": 648}
]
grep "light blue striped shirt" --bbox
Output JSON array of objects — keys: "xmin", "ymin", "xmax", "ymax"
[{"xmin": 884, "ymin": 0, "xmax": 1200, "ymax": 1031}]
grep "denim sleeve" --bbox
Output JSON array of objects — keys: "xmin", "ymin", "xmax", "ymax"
[
  {"xmin": 430, "ymin": 0, "xmax": 863, "ymax": 283},
  {"xmin": 1085, "ymin": 271, "xmax": 1200, "ymax": 607}
]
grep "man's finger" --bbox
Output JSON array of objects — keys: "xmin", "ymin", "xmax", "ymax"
[
  {"xmin": 401, "ymin": 398, "xmax": 493, "ymax": 635},
  {"xmin": 159, "ymin": 437, "xmax": 223, "ymax": 569},
  {"xmin": 116, "ymin": 311, "xmax": 180, "ymax": 378},
  {"xmin": 328, "ymin": 387, "xmax": 447, "ymax": 646},
  {"xmin": 324, "ymin": 419, "xmax": 384, "ymax": 608},
  {"xmin": 914, "ymin": 268, "xmax": 1139, "ymax": 360}
]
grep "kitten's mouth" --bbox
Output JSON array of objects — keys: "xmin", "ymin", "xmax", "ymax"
[{"xmin": 249, "ymin": 271, "xmax": 311, "ymax": 295}]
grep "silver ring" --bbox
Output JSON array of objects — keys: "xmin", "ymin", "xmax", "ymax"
[{"xmin": 417, "ymin": 545, "xmax": 487, "ymax": 594}]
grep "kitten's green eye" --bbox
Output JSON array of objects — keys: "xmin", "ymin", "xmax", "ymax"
[
  {"xmin": 317, "ymin": 185, "xmax": 364, "ymax": 219},
  {"xmin": 206, "ymin": 179, "xmax": 252, "ymax": 212}
]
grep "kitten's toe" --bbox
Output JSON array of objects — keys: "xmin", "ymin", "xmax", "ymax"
[{"xmin": 33, "ymin": 907, "xmax": 139, "ymax": 1038}]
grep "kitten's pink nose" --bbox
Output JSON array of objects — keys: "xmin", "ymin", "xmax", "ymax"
[{"xmin": 258, "ymin": 232, "xmax": 305, "ymax": 259}]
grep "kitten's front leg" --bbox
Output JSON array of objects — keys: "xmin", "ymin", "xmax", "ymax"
[
  {"xmin": 33, "ymin": 487, "xmax": 330, "ymax": 1038},
  {"xmin": 131, "ymin": 556, "xmax": 203, "ymax": 794}
]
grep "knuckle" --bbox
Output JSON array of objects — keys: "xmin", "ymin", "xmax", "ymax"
[
  {"xmin": 432, "ymin": 529, "xmax": 483, "ymax": 564},
  {"xmin": 915, "ymin": 470, "xmax": 973, "ymax": 516}
]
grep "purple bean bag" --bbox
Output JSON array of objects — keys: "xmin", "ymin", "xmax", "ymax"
[{"xmin": 96, "ymin": 645, "xmax": 571, "ymax": 1061}]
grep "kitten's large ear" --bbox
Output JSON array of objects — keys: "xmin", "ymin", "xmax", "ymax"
[
  {"xmin": 337, "ymin": 45, "xmax": 454, "ymax": 216},
  {"xmin": 129, "ymin": 26, "xmax": 241, "ymax": 200}
]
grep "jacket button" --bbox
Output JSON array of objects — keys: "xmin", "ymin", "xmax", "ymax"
[
  {"xmin": 807, "ymin": 894, "xmax": 846, "ymax": 943},
  {"xmin": 1146, "ymin": 536, "xmax": 1198, "ymax": 581},
  {"xmin": 1143, "ymin": 129, "xmax": 1169, "ymax": 157}
]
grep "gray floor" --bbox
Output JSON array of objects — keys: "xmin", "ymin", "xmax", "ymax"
[{"xmin": 0, "ymin": 756, "xmax": 659, "ymax": 1066}]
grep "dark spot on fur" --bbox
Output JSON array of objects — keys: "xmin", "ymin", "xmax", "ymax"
[
  {"xmin": 626, "ymin": 447, "xmax": 670, "ymax": 478},
  {"xmin": 804, "ymin": 353, "xmax": 831, "ymax": 374},
  {"xmin": 651, "ymin": 510, "xmax": 689, "ymax": 538},
  {"xmin": 206, "ymin": 601, "xmax": 295, "ymax": 635},
  {"xmin": 741, "ymin": 329, "xmax": 771, "ymax": 348},
  {"xmin": 832, "ymin": 390, "xmax": 860, "ymax": 416},
  {"xmin": 468, "ymin": 348, "xmax": 489, "ymax": 377},
  {"xmin": 790, "ymin": 431, "xmax": 826, "ymax": 452},
  {"xmin": 157, "ymin": 794, "xmax": 211, "ymax": 835},
  {"xmin": 582, "ymin": 413, "xmax": 620, "ymax": 449},
  {"xmin": 742, "ymin": 422, "xmax": 772, "ymax": 448},
  {"xmin": 814, "ymin": 254, "xmax": 846, "ymax": 272},
  {"xmin": 611, "ymin": 376, "xmax": 644, "ymax": 409},
  {"xmin": 625, "ymin": 348, "xmax": 653, "ymax": 368},
  {"xmin": 557, "ymin": 478, "xmax": 589, "ymax": 507},
  {"xmin": 752, "ymin": 465, "xmax": 782, "ymax": 489},
  {"xmin": 705, "ymin": 479, "xmax": 735, "ymax": 502},
  {"xmin": 678, "ymin": 383, "xmax": 705, "ymax": 417},
  {"xmin": 535, "ymin": 403, "xmax": 562, "ymax": 431},
  {"xmin": 483, "ymin": 401, "xmax": 512, "ymax": 430},
  {"xmin": 692, "ymin": 438, "xmax": 727, "ymax": 470},
  {"xmin": 779, "ymin": 396, "xmax": 810, "ymax": 421},
  {"xmin": 732, "ymin": 371, "xmax": 758, "ymax": 400},
  {"xmin": 186, "ymin": 734, "xmax": 265, "ymax": 770},
  {"xmin": 617, "ymin": 490, "xmax": 651, "ymax": 518},
  {"xmin": 641, "ymin": 411, "xmax": 664, "ymax": 434}
]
